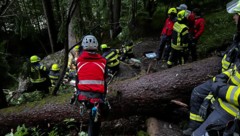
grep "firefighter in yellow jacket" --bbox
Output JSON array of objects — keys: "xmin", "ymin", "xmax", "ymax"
[
  {"xmin": 192, "ymin": 67, "xmax": 240, "ymax": 135},
  {"xmin": 167, "ymin": 10, "xmax": 189, "ymax": 68},
  {"xmin": 183, "ymin": 64, "xmax": 240, "ymax": 135},
  {"xmin": 28, "ymin": 55, "xmax": 51, "ymax": 94}
]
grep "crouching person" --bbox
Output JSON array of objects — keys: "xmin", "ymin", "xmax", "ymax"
[{"xmin": 191, "ymin": 78, "xmax": 240, "ymax": 136}]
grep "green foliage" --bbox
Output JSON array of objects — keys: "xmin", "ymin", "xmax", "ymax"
[
  {"xmin": 137, "ymin": 130, "xmax": 149, "ymax": 136},
  {"xmin": 151, "ymin": 6, "xmax": 168, "ymax": 31},
  {"xmin": 14, "ymin": 124, "xmax": 29, "ymax": 136},
  {"xmin": 63, "ymin": 118, "xmax": 77, "ymax": 129},
  {"xmin": 48, "ymin": 127, "xmax": 59, "ymax": 136},
  {"xmin": 198, "ymin": 10, "xmax": 235, "ymax": 58}
]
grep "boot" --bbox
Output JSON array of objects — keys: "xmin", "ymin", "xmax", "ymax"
[
  {"xmin": 183, "ymin": 121, "xmax": 202, "ymax": 136},
  {"xmin": 183, "ymin": 128, "xmax": 194, "ymax": 136}
]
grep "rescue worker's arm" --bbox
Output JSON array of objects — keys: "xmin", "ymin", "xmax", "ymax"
[
  {"xmin": 211, "ymin": 82, "xmax": 240, "ymax": 106},
  {"xmin": 212, "ymin": 69, "xmax": 232, "ymax": 83},
  {"xmin": 194, "ymin": 19, "xmax": 205, "ymax": 40},
  {"xmin": 181, "ymin": 28, "xmax": 189, "ymax": 47}
]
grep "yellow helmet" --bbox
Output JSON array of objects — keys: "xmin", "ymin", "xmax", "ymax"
[
  {"xmin": 100, "ymin": 44, "xmax": 109, "ymax": 50},
  {"xmin": 30, "ymin": 55, "xmax": 40, "ymax": 63},
  {"xmin": 74, "ymin": 45, "xmax": 80, "ymax": 51},
  {"xmin": 51, "ymin": 64, "xmax": 60, "ymax": 71},
  {"xmin": 168, "ymin": 8, "xmax": 177, "ymax": 14},
  {"xmin": 177, "ymin": 10, "xmax": 189, "ymax": 21}
]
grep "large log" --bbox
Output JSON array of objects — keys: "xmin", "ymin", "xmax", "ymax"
[
  {"xmin": 0, "ymin": 56, "xmax": 221, "ymax": 134},
  {"xmin": 108, "ymin": 56, "xmax": 221, "ymax": 118}
]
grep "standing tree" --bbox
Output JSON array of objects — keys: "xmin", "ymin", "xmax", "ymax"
[{"xmin": 42, "ymin": 0, "xmax": 58, "ymax": 53}]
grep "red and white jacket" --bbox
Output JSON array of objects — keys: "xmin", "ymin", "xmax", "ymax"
[
  {"xmin": 194, "ymin": 17, "xmax": 205, "ymax": 40},
  {"xmin": 77, "ymin": 51, "xmax": 107, "ymax": 94},
  {"xmin": 161, "ymin": 17, "xmax": 175, "ymax": 37}
]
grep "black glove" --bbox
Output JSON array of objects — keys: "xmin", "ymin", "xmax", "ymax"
[{"xmin": 199, "ymin": 96, "xmax": 212, "ymax": 120}]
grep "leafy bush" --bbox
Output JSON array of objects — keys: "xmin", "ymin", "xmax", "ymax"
[{"xmin": 198, "ymin": 10, "xmax": 235, "ymax": 58}]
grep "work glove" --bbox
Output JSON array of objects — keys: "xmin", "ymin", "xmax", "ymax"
[{"xmin": 199, "ymin": 95, "xmax": 213, "ymax": 120}]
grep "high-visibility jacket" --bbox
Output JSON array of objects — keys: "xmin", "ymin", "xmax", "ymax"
[
  {"xmin": 171, "ymin": 22, "xmax": 189, "ymax": 50},
  {"xmin": 102, "ymin": 49, "xmax": 120, "ymax": 68},
  {"xmin": 221, "ymin": 44, "xmax": 239, "ymax": 72},
  {"xmin": 122, "ymin": 43, "xmax": 134, "ymax": 55},
  {"xmin": 190, "ymin": 68, "xmax": 240, "ymax": 123},
  {"xmin": 213, "ymin": 68, "xmax": 240, "ymax": 86},
  {"xmin": 49, "ymin": 71, "xmax": 60, "ymax": 86},
  {"xmin": 30, "ymin": 64, "xmax": 48, "ymax": 83},
  {"xmin": 77, "ymin": 51, "xmax": 107, "ymax": 93},
  {"xmin": 213, "ymin": 84, "xmax": 240, "ymax": 118}
]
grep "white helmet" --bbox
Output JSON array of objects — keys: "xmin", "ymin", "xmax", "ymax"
[
  {"xmin": 81, "ymin": 35, "xmax": 98, "ymax": 51},
  {"xmin": 226, "ymin": 0, "xmax": 240, "ymax": 14}
]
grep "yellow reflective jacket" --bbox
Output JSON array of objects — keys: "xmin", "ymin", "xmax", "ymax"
[
  {"xmin": 171, "ymin": 22, "xmax": 189, "ymax": 50},
  {"xmin": 102, "ymin": 49, "xmax": 120, "ymax": 67},
  {"xmin": 30, "ymin": 64, "xmax": 48, "ymax": 83}
]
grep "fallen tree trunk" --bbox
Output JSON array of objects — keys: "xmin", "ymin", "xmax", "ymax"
[
  {"xmin": 108, "ymin": 56, "xmax": 221, "ymax": 118},
  {"xmin": 0, "ymin": 56, "xmax": 221, "ymax": 134}
]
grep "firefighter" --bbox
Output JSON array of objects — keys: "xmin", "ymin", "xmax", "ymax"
[
  {"xmin": 28, "ymin": 55, "xmax": 51, "ymax": 94},
  {"xmin": 192, "ymin": 63, "xmax": 240, "ymax": 135},
  {"xmin": 101, "ymin": 44, "xmax": 120, "ymax": 76},
  {"xmin": 183, "ymin": 63, "xmax": 240, "ymax": 135},
  {"xmin": 167, "ymin": 10, "xmax": 189, "ymax": 68},
  {"xmin": 49, "ymin": 63, "xmax": 60, "ymax": 87},
  {"xmin": 120, "ymin": 40, "xmax": 135, "ymax": 61},
  {"xmin": 221, "ymin": 2, "xmax": 240, "ymax": 72}
]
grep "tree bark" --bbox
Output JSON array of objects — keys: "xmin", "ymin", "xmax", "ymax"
[
  {"xmin": 112, "ymin": 0, "xmax": 121, "ymax": 38},
  {"xmin": 42, "ymin": 0, "xmax": 57, "ymax": 53},
  {"xmin": 0, "ymin": 56, "xmax": 221, "ymax": 134}
]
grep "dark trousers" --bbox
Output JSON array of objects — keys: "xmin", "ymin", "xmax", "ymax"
[
  {"xmin": 188, "ymin": 39, "xmax": 198, "ymax": 62},
  {"xmin": 28, "ymin": 80, "xmax": 50, "ymax": 94},
  {"xmin": 157, "ymin": 35, "xmax": 171, "ymax": 61},
  {"xmin": 189, "ymin": 80, "xmax": 213, "ymax": 129},
  {"xmin": 192, "ymin": 102, "xmax": 234, "ymax": 136},
  {"xmin": 167, "ymin": 48, "xmax": 185, "ymax": 67}
]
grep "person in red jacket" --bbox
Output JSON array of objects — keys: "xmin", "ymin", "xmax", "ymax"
[
  {"xmin": 189, "ymin": 8, "xmax": 205, "ymax": 61},
  {"xmin": 156, "ymin": 7, "xmax": 177, "ymax": 62},
  {"xmin": 70, "ymin": 35, "xmax": 108, "ymax": 136}
]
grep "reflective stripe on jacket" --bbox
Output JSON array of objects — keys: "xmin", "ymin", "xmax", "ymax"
[
  {"xmin": 190, "ymin": 112, "xmax": 204, "ymax": 122},
  {"xmin": 122, "ymin": 44, "xmax": 133, "ymax": 54},
  {"xmin": 216, "ymin": 85, "xmax": 240, "ymax": 118},
  {"xmin": 30, "ymin": 65, "xmax": 47, "ymax": 83},
  {"xmin": 221, "ymin": 54, "xmax": 232, "ymax": 72},
  {"xmin": 49, "ymin": 71, "xmax": 60, "ymax": 86},
  {"xmin": 171, "ymin": 22, "xmax": 189, "ymax": 50},
  {"xmin": 103, "ymin": 49, "xmax": 120, "ymax": 67},
  {"xmin": 77, "ymin": 51, "xmax": 107, "ymax": 93}
]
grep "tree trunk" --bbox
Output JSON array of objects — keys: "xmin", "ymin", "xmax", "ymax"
[
  {"xmin": 68, "ymin": 0, "xmax": 80, "ymax": 48},
  {"xmin": 42, "ymin": 0, "xmax": 57, "ymax": 53},
  {"xmin": 112, "ymin": 0, "xmax": 121, "ymax": 38},
  {"xmin": 108, "ymin": 0, "xmax": 113, "ymax": 39},
  {"xmin": 0, "ymin": 56, "xmax": 221, "ymax": 134},
  {"xmin": 53, "ymin": 0, "xmax": 78, "ymax": 95}
]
